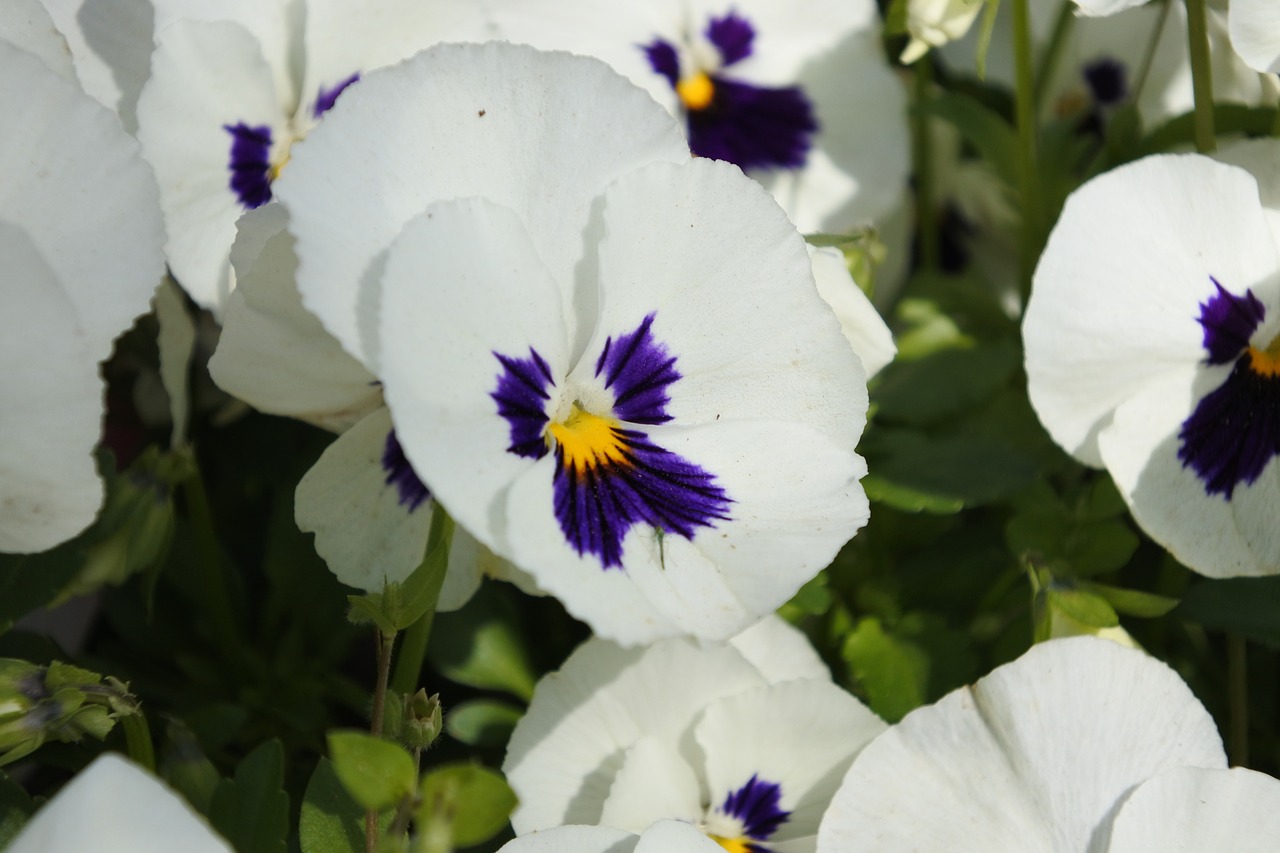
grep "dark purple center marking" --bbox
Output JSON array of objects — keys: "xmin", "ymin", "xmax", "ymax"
[
  {"xmin": 640, "ymin": 11, "xmax": 818, "ymax": 172},
  {"xmin": 382, "ymin": 428, "xmax": 430, "ymax": 512},
  {"xmin": 718, "ymin": 774, "xmax": 790, "ymax": 850},
  {"xmin": 223, "ymin": 122, "xmax": 274, "ymax": 209},
  {"xmin": 490, "ymin": 313, "xmax": 732, "ymax": 569},
  {"xmin": 1178, "ymin": 278, "xmax": 1280, "ymax": 498},
  {"xmin": 314, "ymin": 72, "xmax": 360, "ymax": 118},
  {"xmin": 1083, "ymin": 57, "xmax": 1128, "ymax": 107}
]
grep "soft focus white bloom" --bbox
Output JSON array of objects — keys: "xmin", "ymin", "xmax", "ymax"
[
  {"xmin": 1025, "ymin": 151, "xmax": 1280, "ymax": 577},
  {"xmin": 8, "ymin": 753, "xmax": 232, "ymax": 852},
  {"xmin": 135, "ymin": 0, "xmax": 490, "ymax": 313},
  {"xmin": 278, "ymin": 42, "xmax": 870, "ymax": 644},
  {"xmin": 1071, "ymin": 0, "xmax": 1146, "ymax": 16},
  {"xmin": 487, "ymin": 0, "xmax": 909, "ymax": 234},
  {"xmin": 505, "ymin": 619, "xmax": 885, "ymax": 851},
  {"xmin": 816, "ymin": 636, "xmax": 1228, "ymax": 851},
  {"xmin": 901, "ymin": 0, "xmax": 984, "ymax": 63},
  {"xmin": 499, "ymin": 821, "xmax": 723, "ymax": 853},
  {"xmin": 1229, "ymin": 0, "xmax": 1280, "ymax": 74},
  {"xmin": 0, "ymin": 40, "xmax": 164, "ymax": 553}
]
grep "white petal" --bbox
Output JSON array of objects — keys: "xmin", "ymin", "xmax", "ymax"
[
  {"xmin": 0, "ymin": 40, "xmax": 163, "ymax": 360},
  {"xmin": 586, "ymin": 158, "xmax": 867, "ymax": 445},
  {"xmin": 0, "ymin": 221, "xmax": 102, "ymax": 553},
  {"xmin": 1025, "ymin": 154, "xmax": 1280, "ymax": 466},
  {"xmin": 634, "ymin": 821, "xmax": 724, "ymax": 853},
  {"xmin": 688, "ymin": 0, "xmax": 875, "ymax": 80},
  {"xmin": 136, "ymin": 19, "xmax": 291, "ymax": 313},
  {"xmin": 8, "ymin": 753, "xmax": 232, "ymax": 852},
  {"xmin": 37, "ymin": 0, "xmax": 153, "ymax": 129},
  {"xmin": 725, "ymin": 615, "xmax": 831, "ymax": 683},
  {"xmin": 209, "ymin": 204, "xmax": 382, "ymax": 432},
  {"xmin": 1229, "ymin": 0, "xmax": 1280, "ymax": 74},
  {"xmin": 816, "ymin": 637, "xmax": 1226, "ymax": 853},
  {"xmin": 153, "ymin": 278, "xmax": 195, "ymax": 449},
  {"xmin": 1072, "ymin": 0, "xmax": 1147, "ymax": 17},
  {"xmin": 504, "ymin": 637, "xmax": 766, "ymax": 832},
  {"xmin": 1214, "ymin": 138, "xmax": 1280, "ymax": 252},
  {"xmin": 697, "ymin": 680, "xmax": 885, "ymax": 842},
  {"xmin": 807, "ymin": 245, "xmax": 895, "ymax": 378},
  {"xmin": 499, "ymin": 826, "xmax": 639, "ymax": 853},
  {"xmin": 1104, "ymin": 767, "xmax": 1280, "ymax": 852},
  {"xmin": 277, "ymin": 40, "xmax": 688, "ymax": 372},
  {"xmin": 599, "ymin": 738, "xmax": 703, "ymax": 832},
  {"xmin": 0, "ymin": 0, "xmax": 75, "ymax": 80},
  {"xmin": 1099, "ymin": 368, "xmax": 1280, "ymax": 577}
]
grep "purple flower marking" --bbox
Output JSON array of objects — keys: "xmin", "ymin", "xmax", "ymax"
[
  {"xmin": 222, "ymin": 122, "xmax": 273, "ymax": 209},
  {"xmin": 706, "ymin": 10, "xmax": 755, "ymax": 67},
  {"xmin": 1082, "ymin": 57, "xmax": 1128, "ymax": 107},
  {"xmin": 643, "ymin": 39, "xmax": 680, "ymax": 87},
  {"xmin": 382, "ymin": 429, "xmax": 431, "ymax": 512},
  {"xmin": 719, "ymin": 774, "xmax": 790, "ymax": 848},
  {"xmin": 492, "ymin": 348, "xmax": 555, "ymax": 460},
  {"xmin": 1178, "ymin": 279, "xmax": 1280, "ymax": 498},
  {"xmin": 314, "ymin": 72, "xmax": 360, "ymax": 119},
  {"xmin": 595, "ymin": 313, "xmax": 679, "ymax": 424}
]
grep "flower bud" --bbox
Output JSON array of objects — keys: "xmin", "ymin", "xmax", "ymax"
[{"xmin": 402, "ymin": 690, "xmax": 443, "ymax": 751}]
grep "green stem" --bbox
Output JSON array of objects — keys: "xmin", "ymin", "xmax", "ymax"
[
  {"xmin": 366, "ymin": 629, "xmax": 397, "ymax": 853},
  {"xmin": 912, "ymin": 55, "xmax": 939, "ymax": 272},
  {"xmin": 120, "ymin": 712, "xmax": 155, "ymax": 773},
  {"xmin": 181, "ymin": 466, "xmax": 242, "ymax": 660},
  {"xmin": 390, "ymin": 510, "xmax": 454, "ymax": 696},
  {"xmin": 1011, "ymin": 0, "xmax": 1044, "ymax": 289},
  {"xmin": 1184, "ymin": 0, "xmax": 1216, "ymax": 153},
  {"xmin": 1033, "ymin": 1, "xmax": 1076, "ymax": 106},
  {"xmin": 1228, "ymin": 633, "xmax": 1249, "ymax": 766}
]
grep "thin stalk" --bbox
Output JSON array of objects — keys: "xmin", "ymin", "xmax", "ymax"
[
  {"xmin": 366, "ymin": 629, "xmax": 397, "ymax": 853},
  {"xmin": 1033, "ymin": 1, "xmax": 1076, "ymax": 106},
  {"xmin": 181, "ymin": 468, "xmax": 241, "ymax": 660},
  {"xmin": 1184, "ymin": 0, "xmax": 1216, "ymax": 153},
  {"xmin": 120, "ymin": 712, "xmax": 155, "ymax": 773},
  {"xmin": 1228, "ymin": 634, "xmax": 1249, "ymax": 766},
  {"xmin": 1130, "ymin": 0, "xmax": 1173, "ymax": 105},
  {"xmin": 1011, "ymin": 0, "xmax": 1044, "ymax": 289},
  {"xmin": 912, "ymin": 55, "xmax": 939, "ymax": 271}
]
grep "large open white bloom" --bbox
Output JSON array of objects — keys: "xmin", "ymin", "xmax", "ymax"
[
  {"xmin": 276, "ymin": 42, "xmax": 870, "ymax": 644},
  {"xmin": 134, "ymin": 0, "xmax": 489, "ymax": 313},
  {"xmin": 8, "ymin": 754, "xmax": 231, "ymax": 852},
  {"xmin": 486, "ymin": 0, "xmax": 909, "ymax": 235},
  {"xmin": 1024, "ymin": 151, "xmax": 1280, "ymax": 577},
  {"xmin": 0, "ymin": 40, "xmax": 164, "ymax": 553},
  {"xmin": 1229, "ymin": 0, "xmax": 1280, "ymax": 74},
  {"xmin": 505, "ymin": 618, "xmax": 885, "ymax": 851},
  {"xmin": 816, "ymin": 636, "xmax": 1235, "ymax": 851}
]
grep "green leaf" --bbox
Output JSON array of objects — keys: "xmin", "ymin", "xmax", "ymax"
[
  {"xmin": 917, "ymin": 92, "xmax": 1019, "ymax": 187},
  {"xmin": 779, "ymin": 572, "xmax": 834, "ymax": 620},
  {"xmin": 394, "ymin": 512, "xmax": 454, "ymax": 631},
  {"xmin": 1045, "ymin": 586, "xmax": 1119, "ymax": 629},
  {"xmin": 328, "ymin": 731, "xmax": 417, "ymax": 812},
  {"xmin": 0, "ymin": 770, "xmax": 34, "ymax": 847},
  {"xmin": 417, "ymin": 763, "xmax": 517, "ymax": 848},
  {"xmin": 861, "ymin": 429, "xmax": 1040, "ymax": 510},
  {"xmin": 884, "ymin": 0, "xmax": 909, "ymax": 34},
  {"xmin": 428, "ymin": 588, "xmax": 538, "ymax": 701},
  {"xmin": 1176, "ymin": 577, "xmax": 1280, "ymax": 649},
  {"xmin": 301, "ymin": 758, "xmax": 392, "ymax": 853},
  {"xmin": 862, "ymin": 474, "xmax": 965, "ymax": 514},
  {"xmin": 1081, "ymin": 583, "xmax": 1178, "ymax": 619},
  {"xmin": 209, "ymin": 740, "xmax": 289, "ymax": 853},
  {"xmin": 873, "ymin": 341, "xmax": 1019, "ymax": 426},
  {"xmin": 842, "ymin": 617, "xmax": 929, "ymax": 722},
  {"xmin": 444, "ymin": 700, "xmax": 524, "ymax": 749}
]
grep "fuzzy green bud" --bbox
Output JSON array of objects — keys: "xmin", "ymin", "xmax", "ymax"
[{"xmin": 402, "ymin": 690, "xmax": 443, "ymax": 751}]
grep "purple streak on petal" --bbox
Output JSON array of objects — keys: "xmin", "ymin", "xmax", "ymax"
[
  {"xmin": 222, "ymin": 122, "xmax": 273, "ymax": 209},
  {"xmin": 382, "ymin": 428, "xmax": 431, "ymax": 511},
  {"xmin": 1197, "ymin": 278, "xmax": 1265, "ymax": 364},
  {"xmin": 706, "ymin": 9, "xmax": 755, "ymax": 67},
  {"xmin": 687, "ymin": 76, "xmax": 817, "ymax": 171},
  {"xmin": 314, "ymin": 72, "xmax": 360, "ymax": 118},
  {"xmin": 492, "ymin": 348, "xmax": 554, "ymax": 460},
  {"xmin": 594, "ymin": 313, "xmax": 679, "ymax": 425},
  {"xmin": 1178, "ymin": 356, "xmax": 1280, "ymax": 498},
  {"xmin": 1083, "ymin": 57, "xmax": 1127, "ymax": 107},
  {"xmin": 719, "ymin": 774, "xmax": 790, "ymax": 843},
  {"xmin": 641, "ymin": 37, "xmax": 680, "ymax": 86},
  {"xmin": 552, "ymin": 426, "xmax": 732, "ymax": 569}
]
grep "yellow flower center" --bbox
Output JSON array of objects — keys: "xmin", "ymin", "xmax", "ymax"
[
  {"xmin": 269, "ymin": 147, "xmax": 292, "ymax": 182},
  {"xmin": 677, "ymin": 72, "xmax": 716, "ymax": 111},
  {"xmin": 709, "ymin": 835, "xmax": 752, "ymax": 853},
  {"xmin": 545, "ymin": 404, "xmax": 630, "ymax": 474}
]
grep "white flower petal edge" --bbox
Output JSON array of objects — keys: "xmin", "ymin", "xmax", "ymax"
[
  {"xmin": 37, "ymin": 0, "xmax": 153, "ymax": 130},
  {"xmin": 723, "ymin": 615, "xmax": 831, "ymax": 683},
  {"xmin": 8, "ymin": 753, "xmax": 232, "ymax": 852},
  {"xmin": 1, "ymin": 0, "xmax": 75, "ymax": 80},
  {"xmin": 1229, "ymin": 0, "xmax": 1280, "ymax": 75},
  {"xmin": 1103, "ymin": 766, "xmax": 1280, "ymax": 852},
  {"xmin": 497, "ymin": 821, "xmax": 723, "ymax": 853},
  {"xmin": 808, "ymin": 245, "xmax": 895, "ymax": 378},
  {"xmin": 1071, "ymin": 0, "xmax": 1147, "ymax": 17},
  {"xmin": 815, "ymin": 636, "xmax": 1226, "ymax": 853}
]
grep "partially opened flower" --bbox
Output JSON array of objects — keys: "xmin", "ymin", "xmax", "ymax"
[
  {"xmin": 135, "ymin": 0, "xmax": 489, "ymax": 312},
  {"xmin": 816, "ymin": 636, "xmax": 1229, "ymax": 852},
  {"xmin": 487, "ymin": 0, "xmax": 909, "ymax": 234},
  {"xmin": 8, "ymin": 753, "xmax": 231, "ymax": 852},
  {"xmin": 1229, "ymin": 0, "xmax": 1280, "ymax": 75},
  {"xmin": 505, "ymin": 618, "xmax": 886, "ymax": 851},
  {"xmin": 1024, "ymin": 151, "xmax": 1280, "ymax": 577},
  {"xmin": 901, "ymin": 0, "xmax": 984, "ymax": 63},
  {"xmin": 499, "ymin": 821, "xmax": 722, "ymax": 853},
  {"xmin": 277, "ymin": 42, "xmax": 871, "ymax": 643},
  {"xmin": 0, "ymin": 40, "xmax": 164, "ymax": 553}
]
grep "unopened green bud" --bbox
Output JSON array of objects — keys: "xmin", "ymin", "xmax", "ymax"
[{"xmin": 403, "ymin": 690, "xmax": 443, "ymax": 750}]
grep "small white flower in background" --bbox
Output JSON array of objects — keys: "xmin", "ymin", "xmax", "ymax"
[
  {"xmin": 0, "ymin": 38, "xmax": 164, "ymax": 553},
  {"xmin": 134, "ymin": 0, "xmax": 491, "ymax": 314},
  {"xmin": 8, "ymin": 754, "xmax": 232, "ymax": 852},
  {"xmin": 499, "ymin": 821, "xmax": 723, "ymax": 853},
  {"xmin": 1229, "ymin": 0, "xmax": 1280, "ymax": 75},
  {"xmin": 276, "ymin": 42, "xmax": 871, "ymax": 644},
  {"xmin": 1024, "ymin": 150, "xmax": 1280, "ymax": 577},
  {"xmin": 486, "ymin": 0, "xmax": 909, "ymax": 235},
  {"xmin": 900, "ymin": 0, "xmax": 984, "ymax": 64},
  {"xmin": 816, "ymin": 636, "xmax": 1243, "ymax": 852},
  {"xmin": 1071, "ymin": 0, "xmax": 1146, "ymax": 16},
  {"xmin": 504, "ymin": 617, "xmax": 885, "ymax": 852}
]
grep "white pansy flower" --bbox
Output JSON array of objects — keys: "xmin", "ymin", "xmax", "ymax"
[
  {"xmin": 1025, "ymin": 151, "xmax": 1280, "ymax": 577},
  {"xmin": 8, "ymin": 754, "xmax": 232, "ymax": 852},
  {"xmin": 901, "ymin": 0, "xmax": 984, "ymax": 63},
  {"xmin": 277, "ymin": 42, "xmax": 871, "ymax": 644},
  {"xmin": 816, "ymin": 636, "xmax": 1229, "ymax": 852},
  {"xmin": 487, "ymin": 0, "xmax": 909, "ymax": 235},
  {"xmin": 1229, "ymin": 0, "xmax": 1280, "ymax": 75},
  {"xmin": 505, "ymin": 619, "xmax": 885, "ymax": 851}
]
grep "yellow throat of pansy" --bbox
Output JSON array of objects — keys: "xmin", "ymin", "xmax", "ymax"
[
  {"xmin": 545, "ymin": 404, "xmax": 630, "ymax": 473},
  {"xmin": 709, "ymin": 835, "xmax": 753, "ymax": 853},
  {"xmin": 677, "ymin": 71, "xmax": 716, "ymax": 111},
  {"xmin": 1247, "ymin": 337, "xmax": 1280, "ymax": 377}
]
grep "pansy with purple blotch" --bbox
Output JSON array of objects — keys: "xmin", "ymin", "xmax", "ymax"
[
  {"xmin": 1025, "ymin": 149, "xmax": 1280, "ymax": 577},
  {"xmin": 711, "ymin": 775, "xmax": 790, "ymax": 851}
]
